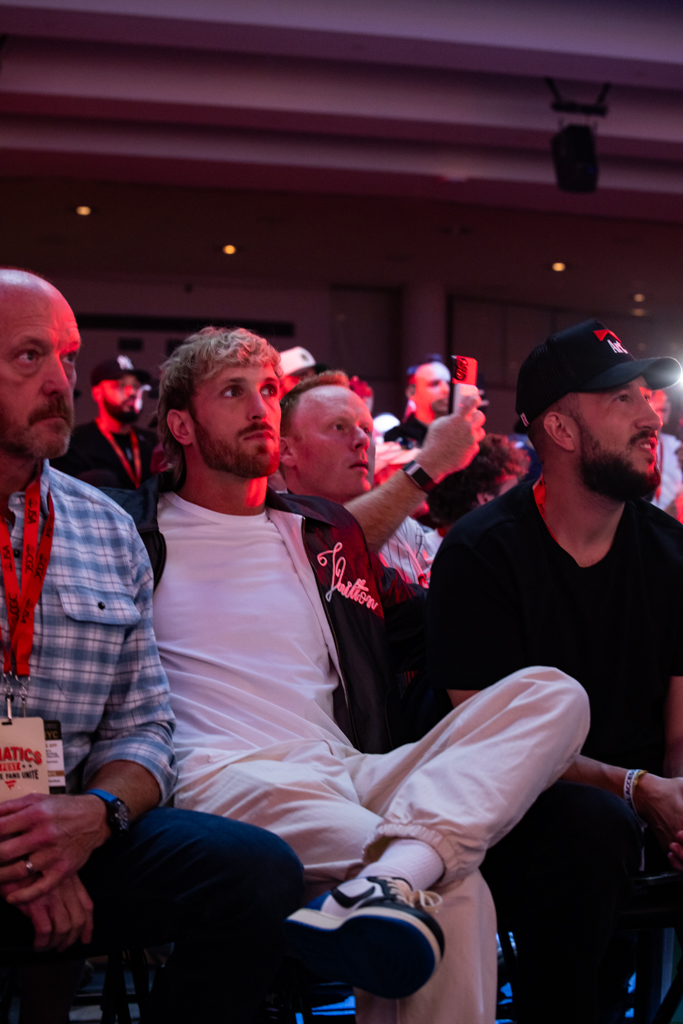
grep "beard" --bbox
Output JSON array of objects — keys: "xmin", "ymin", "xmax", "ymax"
[
  {"xmin": 0, "ymin": 394, "xmax": 74, "ymax": 460},
  {"xmin": 103, "ymin": 397, "xmax": 139, "ymax": 426},
  {"xmin": 579, "ymin": 422, "xmax": 660, "ymax": 501},
  {"xmin": 193, "ymin": 417, "xmax": 279, "ymax": 479}
]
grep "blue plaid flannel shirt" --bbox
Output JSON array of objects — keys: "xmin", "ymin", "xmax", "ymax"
[{"xmin": 0, "ymin": 462, "xmax": 176, "ymax": 800}]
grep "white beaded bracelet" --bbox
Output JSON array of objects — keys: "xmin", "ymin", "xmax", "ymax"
[{"xmin": 623, "ymin": 768, "xmax": 648, "ymax": 827}]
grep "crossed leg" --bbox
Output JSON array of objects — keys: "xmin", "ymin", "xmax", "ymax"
[{"xmin": 176, "ymin": 666, "xmax": 590, "ymax": 1023}]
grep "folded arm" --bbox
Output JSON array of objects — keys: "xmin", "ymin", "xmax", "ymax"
[{"xmin": 560, "ymin": 677, "xmax": 683, "ymax": 870}]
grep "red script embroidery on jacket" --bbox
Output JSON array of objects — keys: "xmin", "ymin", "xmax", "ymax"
[{"xmin": 317, "ymin": 542, "xmax": 379, "ymax": 610}]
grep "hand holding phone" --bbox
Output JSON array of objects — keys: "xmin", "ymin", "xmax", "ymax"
[{"xmin": 449, "ymin": 356, "xmax": 479, "ymax": 415}]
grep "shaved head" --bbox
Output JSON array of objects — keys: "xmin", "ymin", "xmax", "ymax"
[
  {"xmin": 0, "ymin": 269, "xmax": 69, "ymax": 330},
  {"xmin": 0, "ymin": 269, "xmax": 79, "ymax": 465}
]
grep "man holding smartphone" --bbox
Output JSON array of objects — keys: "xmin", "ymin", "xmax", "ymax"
[{"xmin": 279, "ymin": 371, "xmax": 485, "ymax": 579}]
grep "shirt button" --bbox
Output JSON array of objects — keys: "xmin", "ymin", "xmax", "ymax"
[
  {"xmin": 98, "ymin": 601, "xmax": 106, "ymax": 610},
  {"xmin": 13, "ymin": 550, "xmax": 20, "ymax": 558}
]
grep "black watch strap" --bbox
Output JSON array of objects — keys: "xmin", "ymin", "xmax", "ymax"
[
  {"xmin": 402, "ymin": 460, "xmax": 437, "ymax": 494},
  {"xmin": 85, "ymin": 788, "xmax": 131, "ymax": 836}
]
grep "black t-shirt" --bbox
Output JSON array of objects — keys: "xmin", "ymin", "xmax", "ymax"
[
  {"xmin": 384, "ymin": 414, "xmax": 428, "ymax": 448},
  {"xmin": 51, "ymin": 421, "xmax": 158, "ymax": 490},
  {"xmin": 427, "ymin": 481, "xmax": 683, "ymax": 774}
]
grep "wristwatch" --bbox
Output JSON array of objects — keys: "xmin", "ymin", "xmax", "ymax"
[
  {"xmin": 85, "ymin": 788, "xmax": 131, "ymax": 836},
  {"xmin": 402, "ymin": 460, "xmax": 437, "ymax": 494}
]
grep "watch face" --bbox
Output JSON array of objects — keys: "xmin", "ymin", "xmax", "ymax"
[{"xmin": 111, "ymin": 799, "xmax": 130, "ymax": 833}]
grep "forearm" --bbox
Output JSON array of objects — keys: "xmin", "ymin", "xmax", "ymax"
[
  {"xmin": 561, "ymin": 753, "xmax": 627, "ymax": 797},
  {"xmin": 86, "ymin": 759, "xmax": 161, "ymax": 822},
  {"xmin": 349, "ymin": 402, "xmax": 485, "ymax": 549},
  {"xmin": 564, "ymin": 745, "xmax": 683, "ymax": 873},
  {"xmin": 346, "ymin": 472, "xmax": 423, "ymax": 550}
]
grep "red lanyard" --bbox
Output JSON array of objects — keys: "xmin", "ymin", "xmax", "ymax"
[
  {"xmin": 532, "ymin": 476, "xmax": 560, "ymax": 544},
  {"xmin": 0, "ymin": 474, "xmax": 55, "ymax": 678},
  {"xmin": 97, "ymin": 424, "xmax": 142, "ymax": 488}
]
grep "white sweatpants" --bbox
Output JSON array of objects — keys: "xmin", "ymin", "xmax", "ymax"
[{"xmin": 175, "ymin": 667, "xmax": 590, "ymax": 1024}]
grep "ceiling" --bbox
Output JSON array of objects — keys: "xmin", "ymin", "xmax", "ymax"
[{"xmin": 0, "ymin": 0, "xmax": 682, "ymax": 221}]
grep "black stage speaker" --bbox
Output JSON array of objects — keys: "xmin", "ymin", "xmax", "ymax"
[{"xmin": 551, "ymin": 124, "xmax": 598, "ymax": 193}]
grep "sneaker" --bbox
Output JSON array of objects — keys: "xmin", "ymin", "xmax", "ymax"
[{"xmin": 284, "ymin": 876, "xmax": 444, "ymax": 999}]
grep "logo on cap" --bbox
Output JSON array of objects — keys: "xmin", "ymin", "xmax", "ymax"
[
  {"xmin": 116, "ymin": 355, "xmax": 135, "ymax": 371},
  {"xmin": 594, "ymin": 329, "xmax": 629, "ymax": 356}
]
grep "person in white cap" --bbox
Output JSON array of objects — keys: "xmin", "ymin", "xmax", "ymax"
[{"xmin": 279, "ymin": 346, "xmax": 326, "ymax": 396}]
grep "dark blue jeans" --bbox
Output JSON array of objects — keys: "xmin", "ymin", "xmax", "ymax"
[
  {"xmin": 2, "ymin": 807, "xmax": 304, "ymax": 1023},
  {"xmin": 481, "ymin": 781, "xmax": 643, "ymax": 1024}
]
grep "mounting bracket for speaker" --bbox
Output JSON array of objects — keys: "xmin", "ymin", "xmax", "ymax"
[{"xmin": 545, "ymin": 78, "xmax": 610, "ymax": 118}]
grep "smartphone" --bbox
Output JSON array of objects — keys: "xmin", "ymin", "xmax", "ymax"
[{"xmin": 448, "ymin": 355, "xmax": 479, "ymax": 415}]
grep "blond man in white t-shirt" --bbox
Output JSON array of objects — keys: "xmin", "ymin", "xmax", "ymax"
[{"xmin": 110, "ymin": 326, "xmax": 590, "ymax": 1024}]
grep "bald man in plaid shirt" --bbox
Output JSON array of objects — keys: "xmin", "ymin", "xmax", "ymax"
[{"xmin": 0, "ymin": 269, "xmax": 303, "ymax": 1023}]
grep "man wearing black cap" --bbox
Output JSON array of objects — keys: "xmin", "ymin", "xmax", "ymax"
[
  {"xmin": 427, "ymin": 319, "xmax": 683, "ymax": 1023},
  {"xmin": 52, "ymin": 354, "xmax": 157, "ymax": 489}
]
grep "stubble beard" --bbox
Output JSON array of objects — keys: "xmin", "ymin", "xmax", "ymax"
[
  {"xmin": 103, "ymin": 397, "xmax": 139, "ymax": 426},
  {"xmin": 578, "ymin": 421, "xmax": 660, "ymax": 501},
  {"xmin": 193, "ymin": 417, "xmax": 279, "ymax": 479},
  {"xmin": 0, "ymin": 395, "xmax": 75, "ymax": 461}
]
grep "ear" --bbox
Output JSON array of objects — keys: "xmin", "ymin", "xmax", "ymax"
[
  {"xmin": 406, "ymin": 383, "xmax": 416, "ymax": 399},
  {"xmin": 279, "ymin": 433, "xmax": 297, "ymax": 469},
  {"xmin": 166, "ymin": 408, "xmax": 196, "ymax": 448},
  {"xmin": 91, "ymin": 383, "xmax": 102, "ymax": 404},
  {"xmin": 542, "ymin": 410, "xmax": 579, "ymax": 453}
]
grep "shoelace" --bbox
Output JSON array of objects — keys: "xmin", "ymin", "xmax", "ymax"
[{"xmin": 383, "ymin": 877, "xmax": 443, "ymax": 915}]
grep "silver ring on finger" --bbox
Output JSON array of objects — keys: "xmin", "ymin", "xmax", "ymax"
[{"xmin": 24, "ymin": 858, "xmax": 35, "ymax": 877}]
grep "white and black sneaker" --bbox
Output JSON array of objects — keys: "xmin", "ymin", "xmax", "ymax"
[{"xmin": 284, "ymin": 876, "xmax": 444, "ymax": 999}]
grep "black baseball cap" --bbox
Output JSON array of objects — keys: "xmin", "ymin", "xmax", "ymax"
[
  {"xmin": 516, "ymin": 319, "xmax": 681, "ymax": 426},
  {"xmin": 91, "ymin": 355, "xmax": 151, "ymax": 388}
]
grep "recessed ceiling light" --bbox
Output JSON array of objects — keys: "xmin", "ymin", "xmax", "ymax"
[
  {"xmin": 75, "ymin": 206, "xmax": 92, "ymax": 216},
  {"xmin": 631, "ymin": 308, "xmax": 647, "ymax": 317},
  {"xmin": 633, "ymin": 293, "xmax": 645, "ymax": 303},
  {"xmin": 551, "ymin": 262, "xmax": 566, "ymax": 272},
  {"xmin": 222, "ymin": 244, "xmax": 237, "ymax": 255}
]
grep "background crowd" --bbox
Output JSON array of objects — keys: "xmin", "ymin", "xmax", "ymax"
[{"xmin": 52, "ymin": 341, "xmax": 683, "ymax": 592}]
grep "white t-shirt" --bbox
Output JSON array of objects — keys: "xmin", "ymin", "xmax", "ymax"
[
  {"xmin": 653, "ymin": 433, "xmax": 683, "ymax": 510},
  {"xmin": 153, "ymin": 493, "xmax": 346, "ymax": 777}
]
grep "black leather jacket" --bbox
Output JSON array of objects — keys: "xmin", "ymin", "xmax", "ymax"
[{"xmin": 105, "ymin": 474, "xmax": 434, "ymax": 754}]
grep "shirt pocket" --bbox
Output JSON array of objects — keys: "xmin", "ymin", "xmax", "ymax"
[
  {"xmin": 48, "ymin": 585, "xmax": 141, "ymax": 706},
  {"xmin": 57, "ymin": 586, "xmax": 141, "ymax": 628},
  {"xmin": 30, "ymin": 585, "xmax": 142, "ymax": 727}
]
